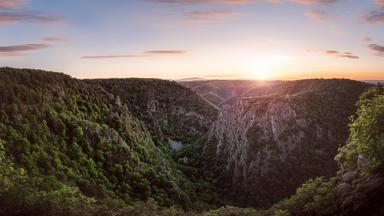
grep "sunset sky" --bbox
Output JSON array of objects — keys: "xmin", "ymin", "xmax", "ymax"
[{"xmin": 0, "ymin": 0, "xmax": 384, "ymax": 80}]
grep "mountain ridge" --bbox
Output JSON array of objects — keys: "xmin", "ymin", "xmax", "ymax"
[{"xmin": 0, "ymin": 67, "xmax": 382, "ymax": 216}]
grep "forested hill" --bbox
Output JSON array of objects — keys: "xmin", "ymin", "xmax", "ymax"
[
  {"xmin": 88, "ymin": 78, "xmax": 217, "ymax": 145},
  {"xmin": 0, "ymin": 67, "xmax": 218, "ymax": 214},
  {"xmin": 0, "ymin": 67, "xmax": 383, "ymax": 216}
]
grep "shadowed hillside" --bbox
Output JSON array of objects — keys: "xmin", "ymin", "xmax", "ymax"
[{"xmin": 0, "ymin": 68, "xmax": 383, "ymax": 216}]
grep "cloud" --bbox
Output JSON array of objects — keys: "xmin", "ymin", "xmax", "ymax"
[
  {"xmin": 151, "ymin": 0, "xmax": 340, "ymax": 4},
  {"xmin": 376, "ymin": 0, "xmax": 384, "ymax": 7},
  {"xmin": 362, "ymin": 36, "xmax": 372, "ymax": 42},
  {"xmin": 306, "ymin": 10, "xmax": 326, "ymax": 23},
  {"xmin": 43, "ymin": 36, "xmax": 66, "ymax": 41},
  {"xmin": 0, "ymin": 11, "xmax": 64, "ymax": 25},
  {"xmin": 0, "ymin": 43, "xmax": 52, "ymax": 56},
  {"xmin": 150, "ymin": 0, "xmax": 249, "ymax": 4},
  {"xmin": 364, "ymin": 10, "xmax": 384, "ymax": 24},
  {"xmin": 339, "ymin": 53, "xmax": 359, "ymax": 59},
  {"xmin": 82, "ymin": 50, "xmax": 188, "ymax": 59},
  {"xmin": 289, "ymin": 0, "xmax": 341, "ymax": 4},
  {"xmin": 326, "ymin": 50, "xmax": 339, "ymax": 54},
  {"xmin": 145, "ymin": 50, "xmax": 187, "ymax": 54},
  {"xmin": 0, "ymin": 0, "xmax": 24, "ymax": 8},
  {"xmin": 327, "ymin": 50, "xmax": 359, "ymax": 59},
  {"xmin": 368, "ymin": 44, "xmax": 384, "ymax": 56},
  {"xmin": 182, "ymin": 10, "xmax": 244, "ymax": 23},
  {"xmin": 309, "ymin": 49, "xmax": 359, "ymax": 59}
]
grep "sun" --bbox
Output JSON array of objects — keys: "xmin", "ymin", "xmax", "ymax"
[
  {"xmin": 253, "ymin": 64, "xmax": 269, "ymax": 81},
  {"xmin": 245, "ymin": 54, "xmax": 292, "ymax": 81}
]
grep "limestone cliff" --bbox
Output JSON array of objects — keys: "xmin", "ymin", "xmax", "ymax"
[{"xmin": 203, "ymin": 79, "xmax": 370, "ymax": 207}]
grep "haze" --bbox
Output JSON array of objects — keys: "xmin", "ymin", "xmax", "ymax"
[{"xmin": 1, "ymin": 0, "xmax": 384, "ymax": 80}]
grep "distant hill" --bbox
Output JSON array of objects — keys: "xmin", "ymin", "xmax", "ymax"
[
  {"xmin": 1, "ymin": 68, "xmax": 383, "ymax": 216},
  {"xmin": 363, "ymin": 80, "xmax": 384, "ymax": 84},
  {"xmin": 177, "ymin": 77, "xmax": 206, "ymax": 82}
]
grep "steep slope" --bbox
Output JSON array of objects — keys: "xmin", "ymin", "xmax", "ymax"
[
  {"xmin": 1, "ymin": 68, "xmax": 380, "ymax": 216},
  {"xmin": 89, "ymin": 79, "xmax": 217, "ymax": 147},
  {"xmin": 202, "ymin": 79, "xmax": 370, "ymax": 207},
  {"xmin": 0, "ymin": 67, "xmax": 214, "ymax": 210},
  {"xmin": 181, "ymin": 80, "xmax": 286, "ymax": 107},
  {"xmin": 269, "ymin": 85, "xmax": 384, "ymax": 216}
]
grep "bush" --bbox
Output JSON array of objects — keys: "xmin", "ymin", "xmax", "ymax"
[{"xmin": 337, "ymin": 85, "xmax": 384, "ymax": 171}]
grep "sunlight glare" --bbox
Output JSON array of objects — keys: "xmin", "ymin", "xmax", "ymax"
[{"xmin": 245, "ymin": 54, "xmax": 293, "ymax": 81}]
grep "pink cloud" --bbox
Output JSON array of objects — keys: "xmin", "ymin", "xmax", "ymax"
[
  {"xmin": 82, "ymin": 50, "xmax": 188, "ymax": 59},
  {"xmin": 0, "ymin": 43, "xmax": 52, "ymax": 56},
  {"xmin": 305, "ymin": 10, "xmax": 326, "ymax": 23},
  {"xmin": 364, "ymin": 10, "xmax": 384, "ymax": 24},
  {"xmin": 0, "ymin": 11, "xmax": 65, "ymax": 25},
  {"xmin": 43, "ymin": 36, "xmax": 66, "ymax": 42},
  {"xmin": 368, "ymin": 44, "xmax": 384, "ymax": 56},
  {"xmin": 183, "ymin": 10, "xmax": 244, "ymax": 23},
  {"xmin": 376, "ymin": 0, "xmax": 384, "ymax": 7},
  {"xmin": 152, "ymin": 0, "xmax": 249, "ymax": 4},
  {"xmin": 309, "ymin": 49, "xmax": 360, "ymax": 59},
  {"xmin": 0, "ymin": 0, "xmax": 24, "ymax": 8}
]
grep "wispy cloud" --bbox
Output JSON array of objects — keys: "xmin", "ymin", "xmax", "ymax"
[
  {"xmin": 152, "ymin": 0, "xmax": 341, "ymax": 24},
  {"xmin": 42, "ymin": 36, "xmax": 66, "ymax": 42},
  {"xmin": 363, "ymin": 0, "xmax": 384, "ymax": 24},
  {"xmin": 309, "ymin": 49, "xmax": 359, "ymax": 59},
  {"xmin": 376, "ymin": 0, "xmax": 384, "ymax": 7},
  {"xmin": 0, "ymin": 0, "xmax": 24, "ymax": 8},
  {"xmin": 151, "ymin": 0, "xmax": 341, "ymax": 4},
  {"xmin": 362, "ymin": 36, "xmax": 372, "ymax": 42},
  {"xmin": 145, "ymin": 50, "xmax": 187, "ymax": 54},
  {"xmin": 0, "ymin": 11, "xmax": 65, "ymax": 25},
  {"xmin": 368, "ymin": 44, "xmax": 384, "ymax": 56},
  {"xmin": 81, "ymin": 50, "xmax": 188, "ymax": 59},
  {"xmin": 150, "ymin": 0, "xmax": 249, "ymax": 4},
  {"xmin": 0, "ymin": 43, "xmax": 52, "ymax": 56},
  {"xmin": 289, "ymin": 0, "xmax": 341, "ymax": 4},
  {"xmin": 306, "ymin": 10, "xmax": 326, "ymax": 23},
  {"xmin": 364, "ymin": 10, "xmax": 384, "ymax": 24},
  {"xmin": 182, "ymin": 10, "xmax": 244, "ymax": 23}
]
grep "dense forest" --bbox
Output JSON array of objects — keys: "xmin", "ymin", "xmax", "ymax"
[{"xmin": 0, "ymin": 68, "xmax": 383, "ymax": 215}]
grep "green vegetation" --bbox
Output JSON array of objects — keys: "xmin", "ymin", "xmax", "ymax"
[
  {"xmin": 336, "ymin": 84, "xmax": 384, "ymax": 171},
  {"xmin": 0, "ymin": 68, "xmax": 383, "ymax": 215},
  {"xmin": 201, "ymin": 79, "xmax": 369, "ymax": 208},
  {"xmin": 268, "ymin": 84, "xmax": 384, "ymax": 216},
  {"xmin": 0, "ymin": 68, "xmax": 217, "ymax": 214},
  {"xmin": 89, "ymin": 78, "xmax": 217, "ymax": 145}
]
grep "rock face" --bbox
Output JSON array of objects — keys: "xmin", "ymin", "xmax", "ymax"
[
  {"xmin": 200, "ymin": 79, "xmax": 371, "ymax": 207},
  {"xmin": 335, "ymin": 154, "xmax": 384, "ymax": 216},
  {"xmin": 89, "ymin": 78, "xmax": 217, "ymax": 147}
]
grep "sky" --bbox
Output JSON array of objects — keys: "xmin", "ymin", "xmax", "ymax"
[{"xmin": 0, "ymin": 0, "xmax": 384, "ymax": 80}]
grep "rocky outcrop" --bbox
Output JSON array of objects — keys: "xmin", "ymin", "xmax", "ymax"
[
  {"xmin": 204, "ymin": 80, "xmax": 370, "ymax": 207},
  {"xmin": 89, "ymin": 78, "xmax": 218, "ymax": 147},
  {"xmin": 334, "ymin": 154, "xmax": 384, "ymax": 216}
]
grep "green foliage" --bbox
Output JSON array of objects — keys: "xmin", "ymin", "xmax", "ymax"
[
  {"xmin": 1, "ymin": 176, "xmax": 97, "ymax": 216},
  {"xmin": 337, "ymin": 85, "xmax": 384, "ymax": 170},
  {"xmin": 273, "ymin": 210, "xmax": 290, "ymax": 216},
  {"xmin": 0, "ymin": 140, "xmax": 25, "ymax": 190},
  {"xmin": 89, "ymin": 78, "xmax": 217, "ymax": 145},
  {"xmin": 202, "ymin": 206, "xmax": 261, "ymax": 216},
  {"xmin": 270, "ymin": 177, "xmax": 337, "ymax": 216},
  {"xmin": 269, "ymin": 85, "xmax": 384, "ymax": 216},
  {"xmin": 1, "ymin": 68, "xmax": 382, "ymax": 215},
  {"xmin": 0, "ymin": 67, "xmax": 211, "ymax": 209}
]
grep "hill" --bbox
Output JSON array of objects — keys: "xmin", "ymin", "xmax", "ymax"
[
  {"xmin": 0, "ymin": 68, "xmax": 218, "ymax": 214},
  {"xmin": 191, "ymin": 79, "xmax": 371, "ymax": 207},
  {"xmin": 0, "ymin": 68, "xmax": 382, "ymax": 216}
]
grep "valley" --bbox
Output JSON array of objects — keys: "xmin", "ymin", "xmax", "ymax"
[{"xmin": 0, "ymin": 68, "xmax": 383, "ymax": 216}]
